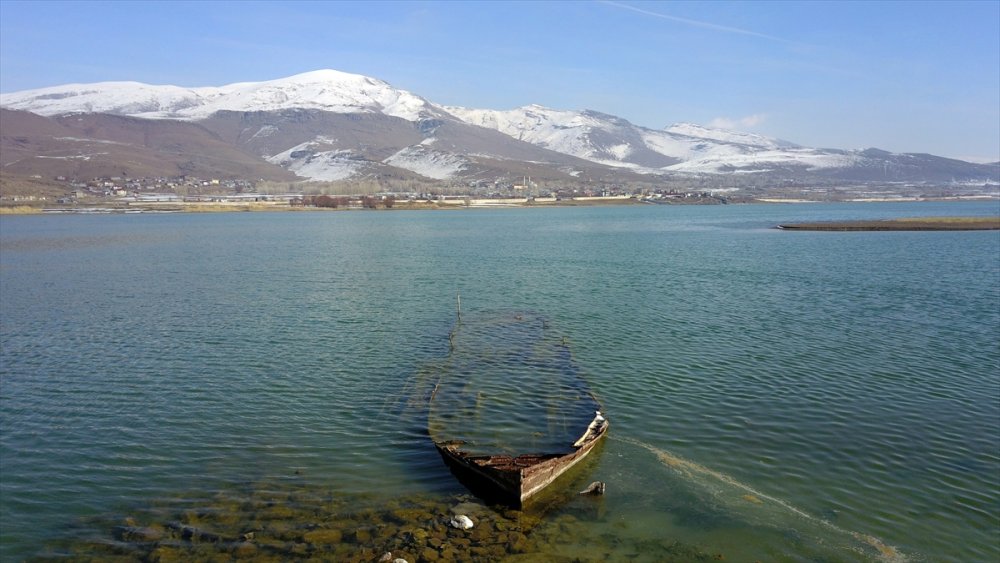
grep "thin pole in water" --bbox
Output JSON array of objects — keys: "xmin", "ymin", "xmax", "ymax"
[{"xmin": 456, "ymin": 293, "xmax": 462, "ymax": 321}]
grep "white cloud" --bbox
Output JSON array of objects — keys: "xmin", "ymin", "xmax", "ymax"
[{"xmin": 709, "ymin": 114, "xmax": 766, "ymax": 129}]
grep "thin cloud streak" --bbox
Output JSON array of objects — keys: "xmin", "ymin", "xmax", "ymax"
[{"xmin": 600, "ymin": 1, "xmax": 806, "ymax": 46}]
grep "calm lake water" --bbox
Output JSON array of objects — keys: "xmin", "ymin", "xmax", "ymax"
[{"xmin": 1, "ymin": 201, "xmax": 998, "ymax": 561}]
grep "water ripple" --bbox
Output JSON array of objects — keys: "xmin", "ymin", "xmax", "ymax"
[{"xmin": 1, "ymin": 204, "xmax": 997, "ymax": 561}]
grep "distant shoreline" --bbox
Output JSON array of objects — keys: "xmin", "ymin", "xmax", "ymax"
[
  {"xmin": 777, "ymin": 217, "xmax": 1000, "ymax": 231},
  {"xmin": 0, "ymin": 197, "xmax": 646, "ymax": 215},
  {"xmin": 1, "ymin": 195, "xmax": 997, "ymax": 215}
]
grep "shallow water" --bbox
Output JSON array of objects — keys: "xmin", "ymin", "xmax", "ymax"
[{"xmin": 1, "ymin": 201, "xmax": 998, "ymax": 561}]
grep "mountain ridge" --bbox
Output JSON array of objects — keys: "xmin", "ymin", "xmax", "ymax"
[{"xmin": 2, "ymin": 69, "xmax": 997, "ymax": 189}]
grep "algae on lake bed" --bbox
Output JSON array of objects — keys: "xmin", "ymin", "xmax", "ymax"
[{"xmin": 38, "ymin": 480, "xmax": 722, "ymax": 562}]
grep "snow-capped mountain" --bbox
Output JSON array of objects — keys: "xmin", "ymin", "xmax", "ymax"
[
  {"xmin": 2, "ymin": 70, "xmax": 996, "ymax": 186},
  {"xmin": 1, "ymin": 70, "xmax": 617, "ymax": 183},
  {"xmin": 443, "ymin": 104, "xmax": 859, "ymax": 175},
  {"xmin": 442, "ymin": 104, "xmax": 1000, "ymax": 183},
  {"xmin": 444, "ymin": 104, "xmax": 680, "ymax": 169},
  {"xmin": 0, "ymin": 69, "xmax": 445, "ymax": 122},
  {"xmin": 664, "ymin": 123, "xmax": 799, "ymax": 150}
]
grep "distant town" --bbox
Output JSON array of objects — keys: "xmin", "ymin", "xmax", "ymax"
[{"xmin": 1, "ymin": 172, "xmax": 997, "ymax": 213}]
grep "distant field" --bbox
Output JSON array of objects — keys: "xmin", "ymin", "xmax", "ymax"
[
  {"xmin": 777, "ymin": 217, "xmax": 1000, "ymax": 231},
  {"xmin": 0, "ymin": 206, "xmax": 44, "ymax": 215}
]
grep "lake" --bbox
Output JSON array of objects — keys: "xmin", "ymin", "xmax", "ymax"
[{"xmin": 1, "ymin": 201, "xmax": 998, "ymax": 561}]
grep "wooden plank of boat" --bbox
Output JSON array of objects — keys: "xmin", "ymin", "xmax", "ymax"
[{"xmin": 434, "ymin": 411, "xmax": 609, "ymax": 507}]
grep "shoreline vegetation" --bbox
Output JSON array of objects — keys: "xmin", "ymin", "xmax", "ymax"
[{"xmin": 777, "ymin": 217, "xmax": 1000, "ymax": 231}]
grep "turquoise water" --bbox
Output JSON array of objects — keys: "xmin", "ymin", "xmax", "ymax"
[{"xmin": 1, "ymin": 201, "xmax": 998, "ymax": 561}]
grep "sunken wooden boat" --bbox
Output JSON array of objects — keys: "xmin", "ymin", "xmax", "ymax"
[
  {"xmin": 433, "ymin": 410, "xmax": 608, "ymax": 507},
  {"xmin": 427, "ymin": 310, "xmax": 608, "ymax": 507}
]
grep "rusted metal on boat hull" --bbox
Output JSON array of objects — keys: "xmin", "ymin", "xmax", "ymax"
[{"xmin": 434, "ymin": 416, "xmax": 609, "ymax": 508}]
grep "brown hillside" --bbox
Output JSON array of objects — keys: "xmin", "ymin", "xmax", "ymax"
[{"xmin": 1, "ymin": 109, "xmax": 297, "ymax": 182}]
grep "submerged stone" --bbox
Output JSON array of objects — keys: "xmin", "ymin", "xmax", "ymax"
[
  {"xmin": 353, "ymin": 527, "xmax": 372, "ymax": 543},
  {"xmin": 230, "ymin": 541, "xmax": 257, "ymax": 557},
  {"xmin": 303, "ymin": 528, "xmax": 343, "ymax": 544},
  {"xmin": 46, "ymin": 481, "xmax": 722, "ymax": 562}
]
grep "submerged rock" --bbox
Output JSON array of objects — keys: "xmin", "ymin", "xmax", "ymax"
[
  {"xmin": 303, "ymin": 528, "xmax": 343, "ymax": 544},
  {"xmin": 48, "ymin": 481, "xmax": 721, "ymax": 562}
]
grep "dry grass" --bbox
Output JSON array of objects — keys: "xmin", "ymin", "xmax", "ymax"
[{"xmin": 0, "ymin": 205, "xmax": 44, "ymax": 215}]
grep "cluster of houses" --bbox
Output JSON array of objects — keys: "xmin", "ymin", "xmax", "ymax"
[
  {"xmin": 34, "ymin": 175, "xmax": 257, "ymax": 204},
  {"xmin": 5, "ymin": 173, "xmax": 755, "ymax": 208}
]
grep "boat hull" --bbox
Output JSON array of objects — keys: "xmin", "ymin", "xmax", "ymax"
[{"xmin": 434, "ymin": 419, "xmax": 608, "ymax": 508}]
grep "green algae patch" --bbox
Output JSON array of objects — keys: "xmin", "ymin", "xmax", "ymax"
[{"xmin": 777, "ymin": 216, "xmax": 1000, "ymax": 231}]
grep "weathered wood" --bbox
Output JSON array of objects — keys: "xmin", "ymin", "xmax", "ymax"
[{"xmin": 434, "ymin": 413, "xmax": 609, "ymax": 507}]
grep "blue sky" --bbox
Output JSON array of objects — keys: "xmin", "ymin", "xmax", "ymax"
[{"xmin": 1, "ymin": 0, "xmax": 997, "ymax": 162}]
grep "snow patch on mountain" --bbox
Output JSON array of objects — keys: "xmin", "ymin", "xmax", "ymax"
[
  {"xmin": 666, "ymin": 123, "xmax": 799, "ymax": 149},
  {"xmin": 1, "ymin": 69, "xmax": 437, "ymax": 122},
  {"xmin": 607, "ymin": 143, "xmax": 633, "ymax": 160},
  {"xmin": 55, "ymin": 137, "xmax": 129, "ymax": 145},
  {"xmin": 384, "ymin": 146, "xmax": 466, "ymax": 179},
  {"xmin": 640, "ymin": 130, "xmax": 747, "ymax": 161},
  {"xmin": 284, "ymin": 151, "xmax": 365, "ymax": 181},
  {"xmin": 444, "ymin": 104, "xmax": 620, "ymax": 160},
  {"xmin": 666, "ymin": 149, "xmax": 860, "ymax": 173},
  {"xmin": 246, "ymin": 125, "xmax": 279, "ymax": 141},
  {"xmin": 267, "ymin": 139, "xmax": 365, "ymax": 181},
  {"xmin": 0, "ymin": 82, "xmax": 207, "ymax": 118}
]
